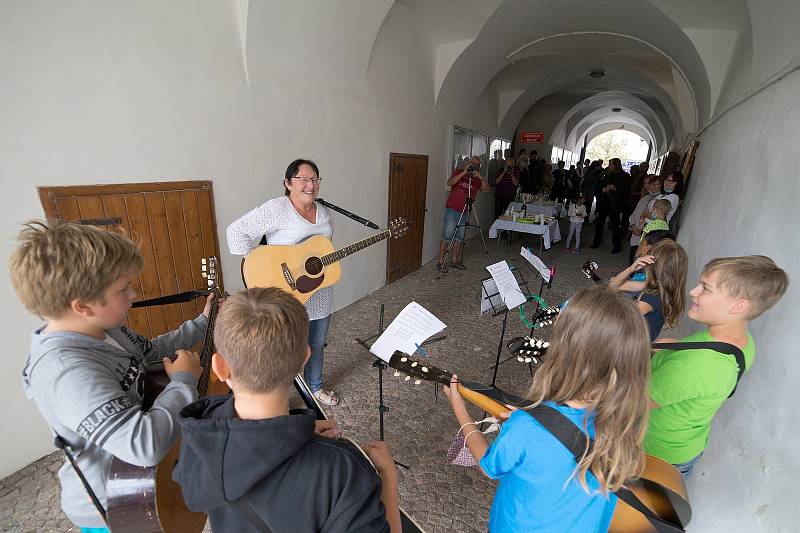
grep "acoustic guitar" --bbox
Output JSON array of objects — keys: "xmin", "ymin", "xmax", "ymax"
[
  {"xmin": 388, "ymin": 352, "xmax": 691, "ymax": 533},
  {"xmin": 292, "ymin": 375, "xmax": 426, "ymax": 533},
  {"xmin": 241, "ymin": 218, "xmax": 409, "ymax": 303},
  {"xmin": 105, "ymin": 257, "xmax": 228, "ymax": 533}
]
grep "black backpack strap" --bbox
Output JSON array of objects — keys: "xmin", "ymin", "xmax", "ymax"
[
  {"xmin": 528, "ymin": 405, "xmax": 685, "ymax": 532},
  {"xmin": 231, "ymin": 495, "xmax": 273, "ymax": 532},
  {"xmin": 652, "ymin": 341, "xmax": 746, "ymax": 397}
]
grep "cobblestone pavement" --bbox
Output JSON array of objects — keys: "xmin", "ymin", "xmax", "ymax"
[{"xmin": 1, "ymin": 220, "xmax": 626, "ymax": 532}]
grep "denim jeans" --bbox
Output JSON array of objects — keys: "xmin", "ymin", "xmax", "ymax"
[
  {"xmin": 442, "ymin": 207, "xmax": 466, "ymax": 242},
  {"xmin": 304, "ymin": 315, "xmax": 331, "ymax": 392},
  {"xmin": 673, "ymin": 452, "xmax": 703, "ymax": 480},
  {"xmin": 566, "ymin": 221, "xmax": 583, "ymax": 250}
]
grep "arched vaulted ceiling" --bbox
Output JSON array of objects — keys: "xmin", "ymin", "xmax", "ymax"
[{"xmin": 236, "ymin": 0, "xmax": 751, "ymax": 158}]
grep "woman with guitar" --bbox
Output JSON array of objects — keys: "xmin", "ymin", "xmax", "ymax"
[
  {"xmin": 442, "ymin": 285, "xmax": 652, "ymax": 532},
  {"xmin": 227, "ymin": 159, "xmax": 339, "ymax": 406}
]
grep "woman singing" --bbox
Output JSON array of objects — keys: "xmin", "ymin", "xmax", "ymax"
[{"xmin": 226, "ymin": 159, "xmax": 339, "ymax": 405}]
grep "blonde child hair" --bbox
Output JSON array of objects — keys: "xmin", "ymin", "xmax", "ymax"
[
  {"xmin": 527, "ymin": 285, "xmax": 651, "ymax": 493},
  {"xmin": 9, "ymin": 220, "xmax": 142, "ymax": 319}
]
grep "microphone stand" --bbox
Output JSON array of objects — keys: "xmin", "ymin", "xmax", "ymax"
[{"xmin": 316, "ymin": 198, "xmax": 379, "ymax": 229}]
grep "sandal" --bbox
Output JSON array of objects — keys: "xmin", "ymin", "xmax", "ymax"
[
  {"xmin": 436, "ymin": 262, "xmax": 448, "ymax": 273},
  {"xmin": 449, "ymin": 262, "xmax": 467, "ymax": 270},
  {"xmin": 314, "ymin": 389, "xmax": 340, "ymax": 406}
]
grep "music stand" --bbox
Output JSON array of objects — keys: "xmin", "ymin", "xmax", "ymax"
[
  {"xmin": 354, "ymin": 303, "xmax": 446, "ymax": 469},
  {"xmin": 480, "ymin": 265, "xmax": 536, "ymax": 387}
]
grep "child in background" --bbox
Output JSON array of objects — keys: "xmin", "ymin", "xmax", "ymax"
[
  {"xmin": 10, "ymin": 221, "xmax": 209, "ymax": 532},
  {"xmin": 443, "ymin": 285, "xmax": 651, "ymax": 532},
  {"xmin": 564, "ymin": 194, "xmax": 587, "ymax": 254},
  {"xmin": 610, "ymin": 239, "xmax": 688, "ymax": 341},
  {"xmin": 646, "ymin": 256, "xmax": 788, "ymax": 477}
]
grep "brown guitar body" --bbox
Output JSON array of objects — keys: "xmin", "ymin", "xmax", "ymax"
[{"xmin": 106, "ymin": 371, "xmax": 229, "ymax": 533}]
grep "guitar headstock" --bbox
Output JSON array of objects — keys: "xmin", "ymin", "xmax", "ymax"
[
  {"xmin": 201, "ymin": 256, "xmax": 222, "ymax": 295},
  {"xmin": 507, "ymin": 336, "xmax": 549, "ymax": 363},
  {"xmin": 388, "ymin": 218, "xmax": 410, "ymax": 239},
  {"xmin": 530, "ymin": 305, "xmax": 560, "ymax": 328},
  {"xmin": 581, "ymin": 259, "xmax": 602, "ymax": 283},
  {"xmin": 387, "ymin": 351, "xmax": 452, "ymax": 386}
]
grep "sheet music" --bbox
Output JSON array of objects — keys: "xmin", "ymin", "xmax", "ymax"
[
  {"xmin": 370, "ymin": 302, "xmax": 447, "ymax": 363},
  {"xmin": 480, "ymin": 278, "xmax": 505, "ymax": 315},
  {"xmin": 520, "ymin": 247, "xmax": 551, "ymax": 282},
  {"xmin": 485, "ymin": 261, "xmax": 527, "ymax": 310}
]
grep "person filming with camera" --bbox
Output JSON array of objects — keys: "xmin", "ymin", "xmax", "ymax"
[{"xmin": 437, "ymin": 155, "xmax": 490, "ymax": 272}]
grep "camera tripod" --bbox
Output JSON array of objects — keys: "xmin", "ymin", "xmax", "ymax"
[{"xmin": 439, "ymin": 172, "xmax": 488, "ymax": 273}]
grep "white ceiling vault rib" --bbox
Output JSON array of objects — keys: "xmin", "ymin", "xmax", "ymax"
[{"xmin": 503, "ymin": 30, "xmax": 699, "ymax": 133}]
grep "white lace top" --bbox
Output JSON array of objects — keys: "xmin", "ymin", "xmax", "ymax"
[{"xmin": 226, "ymin": 196, "xmax": 334, "ymax": 320}]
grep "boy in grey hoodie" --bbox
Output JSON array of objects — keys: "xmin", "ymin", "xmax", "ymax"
[{"xmin": 10, "ymin": 221, "xmax": 208, "ymax": 530}]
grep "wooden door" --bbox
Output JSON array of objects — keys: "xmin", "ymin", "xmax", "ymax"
[
  {"xmin": 387, "ymin": 153, "xmax": 427, "ymax": 283},
  {"xmin": 38, "ymin": 181, "xmax": 223, "ymax": 339}
]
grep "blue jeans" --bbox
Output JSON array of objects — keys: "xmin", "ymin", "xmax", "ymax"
[
  {"xmin": 442, "ymin": 207, "xmax": 466, "ymax": 242},
  {"xmin": 673, "ymin": 452, "xmax": 703, "ymax": 480},
  {"xmin": 304, "ymin": 315, "xmax": 331, "ymax": 392}
]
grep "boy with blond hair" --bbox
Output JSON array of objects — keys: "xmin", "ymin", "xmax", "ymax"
[
  {"xmin": 646, "ymin": 255, "xmax": 789, "ymax": 477},
  {"xmin": 173, "ymin": 287, "xmax": 401, "ymax": 532},
  {"xmin": 10, "ymin": 220, "xmax": 209, "ymax": 531}
]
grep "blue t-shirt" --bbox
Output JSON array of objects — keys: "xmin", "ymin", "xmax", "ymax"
[
  {"xmin": 480, "ymin": 403, "xmax": 617, "ymax": 533},
  {"xmin": 637, "ymin": 291, "xmax": 664, "ymax": 341}
]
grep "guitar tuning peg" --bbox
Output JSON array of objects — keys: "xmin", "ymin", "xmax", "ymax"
[
  {"xmin": 201, "ymin": 258, "xmax": 206, "ymax": 264},
  {"xmin": 393, "ymin": 371, "xmax": 400, "ymax": 377},
  {"xmin": 411, "ymin": 361, "xmax": 418, "ymax": 368},
  {"xmin": 517, "ymin": 356, "xmax": 524, "ymax": 362},
  {"xmin": 404, "ymin": 376, "xmax": 410, "ymax": 381},
  {"xmin": 400, "ymin": 357, "xmax": 408, "ymax": 362},
  {"xmin": 524, "ymin": 357, "xmax": 532, "ymax": 363},
  {"xmin": 422, "ymin": 367, "xmax": 428, "ymax": 373},
  {"xmin": 414, "ymin": 379, "xmax": 421, "ymax": 385}
]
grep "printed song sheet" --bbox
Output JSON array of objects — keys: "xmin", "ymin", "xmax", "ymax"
[
  {"xmin": 485, "ymin": 260, "xmax": 527, "ymax": 310},
  {"xmin": 370, "ymin": 302, "xmax": 447, "ymax": 363},
  {"xmin": 520, "ymin": 247, "xmax": 551, "ymax": 282}
]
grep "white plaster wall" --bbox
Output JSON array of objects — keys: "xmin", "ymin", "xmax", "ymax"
[
  {"xmin": 675, "ymin": 68, "xmax": 800, "ymax": 533},
  {"xmin": 0, "ymin": 1, "xmax": 496, "ymax": 477}
]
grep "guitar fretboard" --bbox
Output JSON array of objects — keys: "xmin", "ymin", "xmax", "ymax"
[{"xmin": 321, "ymin": 231, "xmax": 390, "ymax": 266}]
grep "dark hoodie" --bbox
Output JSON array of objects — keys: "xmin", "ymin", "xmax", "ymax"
[{"xmin": 174, "ymin": 395, "xmax": 390, "ymax": 533}]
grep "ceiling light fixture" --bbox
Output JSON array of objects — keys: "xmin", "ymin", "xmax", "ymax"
[
  {"xmin": 612, "ymin": 107, "xmax": 622, "ymax": 112},
  {"xmin": 589, "ymin": 70, "xmax": 606, "ymax": 79}
]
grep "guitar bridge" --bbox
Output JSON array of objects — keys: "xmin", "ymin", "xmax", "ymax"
[{"xmin": 281, "ymin": 263, "xmax": 296, "ymax": 290}]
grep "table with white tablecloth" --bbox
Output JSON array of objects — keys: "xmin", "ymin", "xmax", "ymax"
[
  {"xmin": 507, "ymin": 202, "xmax": 562, "ymax": 218},
  {"xmin": 488, "ymin": 218, "xmax": 562, "ymax": 250}
]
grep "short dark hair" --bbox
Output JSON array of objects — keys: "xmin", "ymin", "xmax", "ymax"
[
  {"xmin": 644, "ymin": 230, "xmax": 675, "ymax": 247},
  {"xmin": 284, "ymin": 158, "xmax": 320, "ymax": 196},
  {"xmin": 662, "ymin": 170, "xmax": 684, "ymax": 196}
]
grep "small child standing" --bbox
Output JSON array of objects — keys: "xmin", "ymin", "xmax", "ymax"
[{"xmin": 564, "ymin": 194, "xmax": 587, "ymax": 253}]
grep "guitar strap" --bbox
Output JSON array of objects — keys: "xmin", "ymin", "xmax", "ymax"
[
  {"xmin": 527, "ymin": 404, "xmax": 686, "ymax": 533},
  {"xmin": 232, "ymin": 496, "xmax": 274, "ymax": 532},
  {"xmin": 652, "ymin": 342, "xmax": 746, "ymax": 397},
  {"xmin": 52, "ymin": 435, "xmax": 108, "ymax": 524},
  {"xmin": 131, "ymin": 289, "xmax": 210, "ymax": 308}
]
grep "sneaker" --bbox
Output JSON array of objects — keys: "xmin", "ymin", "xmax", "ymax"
[
  {"xmin": 570, "ymin": 248, "xmax": 579, "ymax": 254},
  {"xmin": 314, "ymin": 389, "xmax": 340, "ymax": 406}
]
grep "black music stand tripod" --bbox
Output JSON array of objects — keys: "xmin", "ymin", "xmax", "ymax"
[{"xmin": 354, "ymin": 303, "xmax": 446, "ymax": 469}]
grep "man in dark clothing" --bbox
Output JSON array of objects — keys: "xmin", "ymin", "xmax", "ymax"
[
  {"xmin": 530, "ymin": 154, "xmax": 545, "ymax": 194},
  {"xmin": 551, "ymin": 160, "xmax": 567, "ymax": 203},
  {"xmin": 174, "ymin": 288, "xmax": 399, "ymax": 533},
  {"xmin": 590, "ymin": 158, "xmax": 631, "ymax": 253}
]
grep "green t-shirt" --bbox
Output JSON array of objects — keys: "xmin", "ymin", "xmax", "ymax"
[{"xmin": 644, "ymin": 329, "xmax": 755, "ymax": 464}]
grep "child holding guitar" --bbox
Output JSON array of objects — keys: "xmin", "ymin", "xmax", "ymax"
[
  {"xmin": 11, "ymin": 221, "xmax": 211, "ymax": 532},
  {"xmin": 443, "ymin": 285, "xmax": 652, "ymax": 532}
]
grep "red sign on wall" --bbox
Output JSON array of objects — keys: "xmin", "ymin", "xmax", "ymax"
[{"xmin": 520, "ymin": 131, "xmax": 544, "ymax": 144}]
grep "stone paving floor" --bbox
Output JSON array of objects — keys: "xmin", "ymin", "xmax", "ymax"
[{"xmin": 1, "ymin": 219, "xmax": 627, "ymax": 532}]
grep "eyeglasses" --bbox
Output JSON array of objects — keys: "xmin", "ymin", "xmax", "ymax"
[{"xmin": 292, "ymin": 177, "xmax": 322, "ymax": 185}]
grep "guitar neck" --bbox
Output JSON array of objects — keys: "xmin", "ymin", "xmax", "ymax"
[
  {"xmin": 321, "ymin": 230, "xmax": 391, "ymax": 266},
  {"xmin": 197, "ymin": 289, "xmax": 221, "ymax": 396}
]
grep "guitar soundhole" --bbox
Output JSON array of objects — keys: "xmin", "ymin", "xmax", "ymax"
[{"xmin": 305, "ymin": 256, "xmax": 324, "ymax": 276}]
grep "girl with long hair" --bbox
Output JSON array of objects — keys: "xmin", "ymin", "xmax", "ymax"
[
  {"xmin": 610, "ymin": 239, "xmax": 688, "ymax": 340},
  {"xmin": 444, "ymin": 285, "xmax": 651, "ymax": 532}
]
